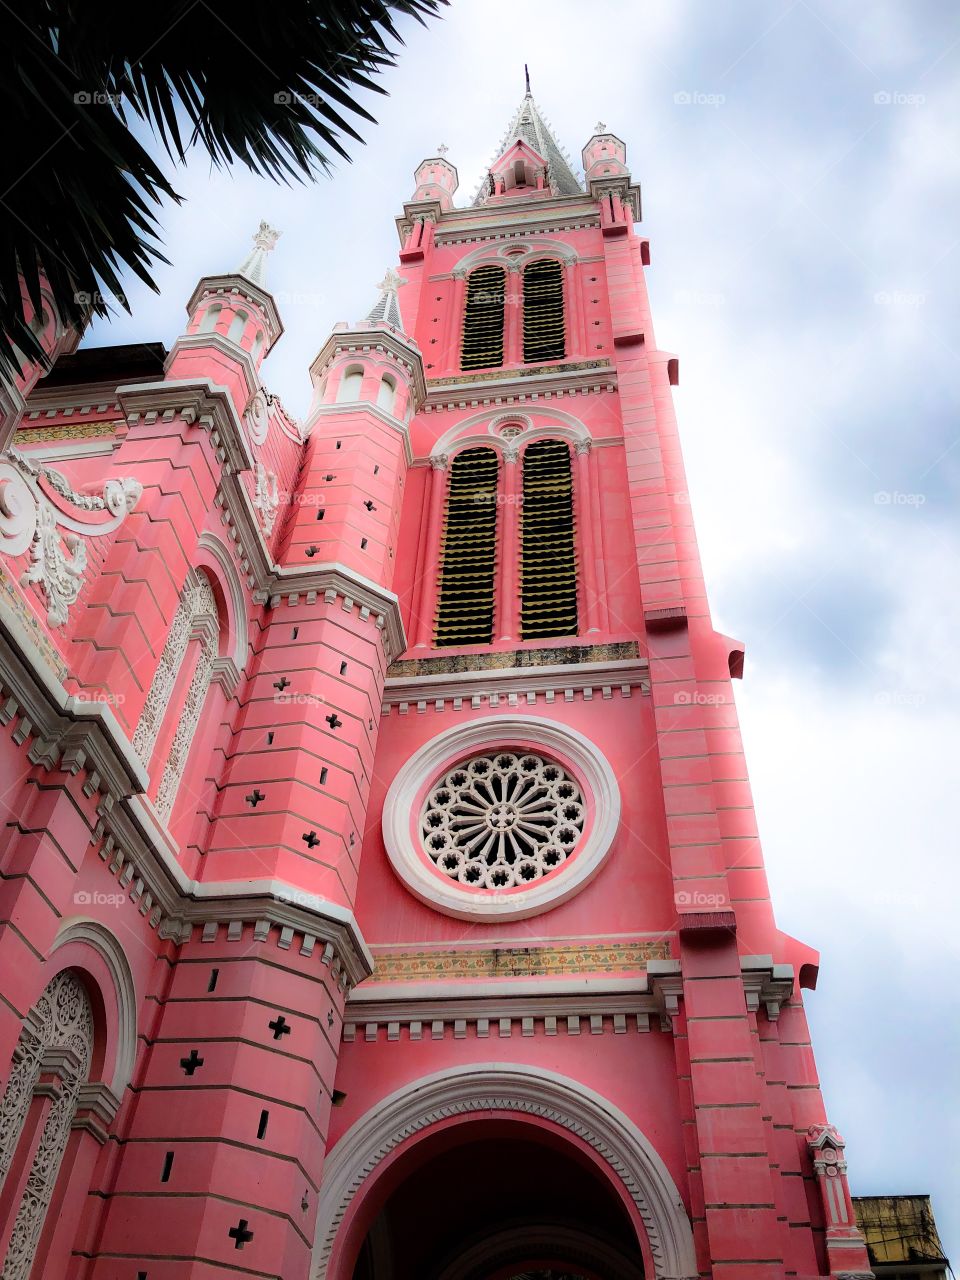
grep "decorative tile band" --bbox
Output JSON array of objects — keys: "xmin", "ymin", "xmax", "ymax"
[
  {"xmin": 369, "ymin": 939, "xmax": 672, "ymax": 983},
  {"xmin": 426, "ymin": 358, "xmax": 611, "ymax": 387},
  {"xmin": 16, "ymin": 421, "xmax": 122, "ymax": 443}
]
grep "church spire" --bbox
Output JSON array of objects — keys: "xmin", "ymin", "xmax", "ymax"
[
  {"xmin": 235, "ymin": 220, "xmax": 280, "ymax": 289},
  {"xmin": 473, "ymin": 80, "xmax": 581, "ymax": 205},
  {"xmin": 363, "ymin": 267, "xmax": 406, "ymax": 331}
]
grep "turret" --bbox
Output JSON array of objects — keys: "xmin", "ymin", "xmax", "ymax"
[
  {"xmin": 283, "ymin": 271, "xmax": 424, "ymax": 590},
  {"xmin": 167, "ymin": 221, "xmax": 284, "ymax": 415}
]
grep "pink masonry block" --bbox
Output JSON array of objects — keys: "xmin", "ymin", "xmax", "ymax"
[{"xmin": 0, "ymin": 94, "xmax": 882, "ymax": 1280}]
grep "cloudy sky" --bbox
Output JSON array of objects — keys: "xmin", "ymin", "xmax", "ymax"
[{"xmin": 86, "ymin": 0, "xmax": 960, "ymax": 1255}]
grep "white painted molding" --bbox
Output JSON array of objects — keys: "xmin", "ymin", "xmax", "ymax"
[
  {"xmin": 117, "ymin": 378, "xmax": 254, "ymax": 478},
  {"xmin": 311, "ymin": 1063, "xmax": 697, "ymax": 1280},
  {"xmin": 382, "ymin": 715, "xmax": 621, "ymax": 922},
  {"xmin": 196, "ymin": 530, "xmax": 249, "ymax": 670},
  {"xmin": 383, "ymin": 655, "xmax": 649, "ymax": 712},
  {"xmin": 50, "ymin": 918, "xmax": 137, "ymax": 1097}
]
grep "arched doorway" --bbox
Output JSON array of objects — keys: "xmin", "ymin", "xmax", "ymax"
[
  {"xmin": 313, "ymin": 1065, "xmax": 697, "ymax": 1280},
  {"xmin": 351, "ymin": 1120, "xmax": 646, "ymax": 1280}
]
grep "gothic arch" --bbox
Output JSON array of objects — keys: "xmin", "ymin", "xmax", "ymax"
[
  {"xmin": 311, "ymin": 1064, "xmax": 697, "ymax": 1280},
  {"xmin": 0, "ymin": 970, "xmax": 94, "ymax": 1280},
  {"xmin": 429, "ymin": 405, "xmax": 592, "ymax": 461},
  {"xmin": 435, "ymin": 1223, "xmax": 645, "ymax": 1280},
  {"xmin": 196, "ymin": 530, "xmax": 249, "ymax": 670},
  {"xmin": 451, "ymin": 237, "xmax": 578, "ymax": 277},
  {"xmin": 49, "ymin": 918, "xmax": 138, "ymax": 1098}
]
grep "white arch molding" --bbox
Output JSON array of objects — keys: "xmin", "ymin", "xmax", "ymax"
[
  {"xmin": 429, "ymin": 404, "xmax": 595, "ymax": 463},
  {"xmin": 311, "ymin": 1064, "xmax": 698, "ymax": 1280},
  {"xmin": 381, "ymin": 716, "xmax": 621, "ymax": 921},
  {"xmin": 50, "ymin": 917, "xmax": 138, "ymax": 1098},
  {"xmin": 451, "ymin": 237, "xmax": 579, "ymax": 276},
  {"xmin": 196, "ymin": 530, "xmax": 249, "ymax": 669}
]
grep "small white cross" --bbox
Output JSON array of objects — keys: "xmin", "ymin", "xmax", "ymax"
[
  {"xmin": 436, "ymin": 143, "xmax": 449, "ymax": 157},
  {"xmin": 593, "ymin": 120, "xmax": 608, "ymax": 134}
]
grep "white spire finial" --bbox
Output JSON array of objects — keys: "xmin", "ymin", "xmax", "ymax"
[
  {"xmin": 375, "ymin": 267, "xmax": 407, "ymax": 294},
  {"xmin": 365, "ymin": 268, "xmax": 408, "ymax": 329},
  {"xmin": 436, "ymin": 143, "xmax": 449, "ymax": 157},
  {"xmin": 236, "ymin": 221, "xmax": 281, "ymax": 288},
  {"xmin": 594, "ymin": 121, "xmax": 608, "ymax": 134}
]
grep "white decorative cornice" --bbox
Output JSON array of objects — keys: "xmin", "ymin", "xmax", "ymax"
[
  {"xmin": 423, "ymin": 359, "xmax": 616, "ymax": 411},
  {"xmin": 740, "ymin": 954, "xmax": 795, "ymax": 1021},
  {"xmin": 382, "ymin": 655, "xmax": 649, "ymax": 713},
  {"xmin": 185, "ymin": 272, "xmax": 283, "ymax": 344},
  {"xmin": 309, "ymin": 326, "xmax": 426, "ymax": 407},
  {"xmin": 344, "ymin": 980, "xmax": 671, "ymax": 1041},
  {"xmin": 587, "ymin": 175, "xmax": 642, "ymax": 220},
  {"xmin": 117, "ymin": 378, "xmax": 254, "ymax": 477},
  {"xmin": 165, "ymin": 331, "xmax": 260, "ymax": 401},
  {"xmin": 302, "ymin": 401, "xmax": 414, "ymax": 466}
]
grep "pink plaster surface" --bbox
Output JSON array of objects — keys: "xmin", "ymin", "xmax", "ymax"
[{"xmin": 0, "ymin": 112, "xmax": 875, "ymax": 1279}]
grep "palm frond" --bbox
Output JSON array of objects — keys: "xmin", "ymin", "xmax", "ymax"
[{"xmin": 0, "ymin": 0, "xmax": 447, "ymax": 388}]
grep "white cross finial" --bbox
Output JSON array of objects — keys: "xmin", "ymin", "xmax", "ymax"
[
  {"xmin": 436, "ymin": 143, "xmax": 449, "ymax": 157},
  {"xmin": 593, "ymin": 121, "xmax": 608, "ymax": 134}
]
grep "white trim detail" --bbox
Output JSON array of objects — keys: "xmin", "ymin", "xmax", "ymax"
[
  {"xmin": 311, "ymin": 1063, "xmax": 697, "ymax": 1280},
  {"xmin": 50, "ymin": 917, "xmax": 138, "ymax": 1098},
  {"xmin": 381, "ymin": 715, "xmax": 620, "ymax": 921}
]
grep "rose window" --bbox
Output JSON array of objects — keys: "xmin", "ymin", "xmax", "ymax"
[{"xmin": 420, "ymin": 752, "xmax": 585, "ymax": 889}]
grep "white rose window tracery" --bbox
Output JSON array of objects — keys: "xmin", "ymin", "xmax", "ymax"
[{"xmin": 420, "ymin": 751, "xmax": 585, "ymax": 890}]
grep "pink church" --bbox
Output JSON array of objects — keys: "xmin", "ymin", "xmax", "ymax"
[{"xmin": 0, "ymin": 87, "xmax": 945, "ymax": 1280}]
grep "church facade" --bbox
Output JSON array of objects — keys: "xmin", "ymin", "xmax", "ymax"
[{"xmin": 0, "ymin": 89, "xmax": 905, "ymax": 1278}]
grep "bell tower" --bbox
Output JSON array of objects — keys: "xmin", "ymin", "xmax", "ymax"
[{"xmin": 320, "ymin": 80, "xmax": 877, "ymax": 1280}]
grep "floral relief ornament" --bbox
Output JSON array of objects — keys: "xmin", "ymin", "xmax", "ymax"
[
  {"xmin": 253, "ymin": 460, "xmax": 280, "ymax": 536},
  {"xmin": 0, "ymin": 448, "xmax": 143, "ymax": 627}
]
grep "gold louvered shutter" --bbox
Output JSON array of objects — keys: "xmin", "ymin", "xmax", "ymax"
[
  {"xmin": 434, "ymin": 448, "xmax": 500, "ymax": 647},
  {"xmin": 520, "ymin": 439, "xmax": 578, "ymax": 640},
  {"xmin": 461, "ymin": 266, "xmax": 506, "ymax": 371},
  {"xmin": 522, "ymin": 259, "xmax": 566, "ymax": 364}
]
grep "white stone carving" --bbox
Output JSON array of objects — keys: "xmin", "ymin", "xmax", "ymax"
[
  {"xmin": 0, "ymin": 972, "xmax": 93, "ymax": 1280},
  {"xmin": 244, "ymin": 390, "xmax": 270, "ymax": 446},
  {"xmin": 0, "ymin": 450, "xmax": 142, "ymax": 627},
  {"xmin": 253, "ymin": 460, "xmax": 279, "ymax": 535},
  {"xmin": 132, "ymin": 573, "xmax": 219, "ymax": 780},
  {"xmin": 155, "ymin": 628, "xmax": 217, "ymax": 822},
  {"xmin": 421, "ymin": 751, "xmax": 584, "ymax": 889},
  {"xmin": 20, "ymin": 504, "xmax": 86, "ymax": 628},
  {"xmin": 383, "ymin": 716, "xmax": 620, "ymax": 921}
]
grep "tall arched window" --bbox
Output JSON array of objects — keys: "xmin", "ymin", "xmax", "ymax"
[
  {"xmin": 226, "ymin": 309, "xmax": 249, "ymax": 345},
  {"xmin": 337, "ymin": 367, "xmax": 364, "ymax": 403},
  {"xmin": 199, "ymin": 303, "xmax": 221, "ymax": 334},
  {"xmin": 377, "ymin": 373, "xmax": 397, "ymax": 413},
  {"xmin": 461, "ymin": 266, "xmax": 506, "ymax": 371},
  {"xmin": 520, "ymin": 439, "xmax": 578, "ymax": 639},
  {"xmin": 522, "ymin": 260, "xmax": 565, "ymax": 364},
  {"xmin": 0, "ymin": 971, "xmax": 93, "ymax": 1279},
  {"xmin": 132, "ymin": 571, "xmax": 220, "ymax": 822},
  {"xmin": 434, "ymin": 448, "xmax": 500, "ymax": 647}
]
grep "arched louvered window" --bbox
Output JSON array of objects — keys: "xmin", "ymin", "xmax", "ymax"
[
  {"xmin": 461, "ymin": 266, "xmax": 506, "ymax": 371},
  {"xmin": 522, "ymin": 260, "xmax": 565, "ymax": 364},
  {"xmin": 520, "ymin": 439, "xmax": 578, "ymax": 639},
  {"xmin": 434, "ymin": 448, "xmax": 499, "ymax": 647}
]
